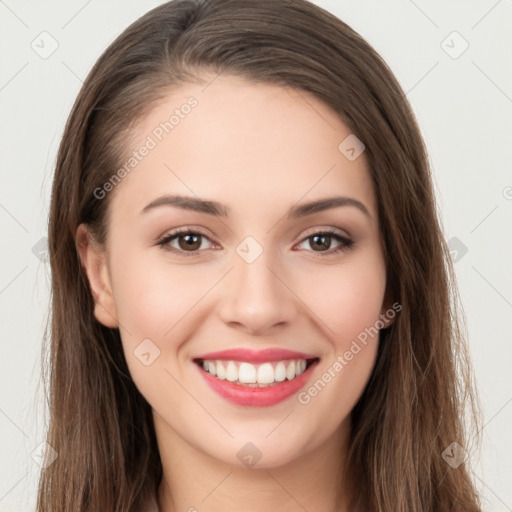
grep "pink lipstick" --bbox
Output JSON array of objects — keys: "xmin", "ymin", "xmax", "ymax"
[{"xmin": 194, "ymin": 348, "xmax": 319, "ymax": 407}]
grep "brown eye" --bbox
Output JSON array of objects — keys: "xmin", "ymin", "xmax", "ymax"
[
  {"xmin": 177, "ymin": 233, "xmax": 202, "ymax": 251},
  {"xmin": 296, "ymin": 230, "xmax": 354, "ymax": 256},
  {"xmin": 309, "ymin": 234, "xmax": 333, "ymax": 251},
  {"xmin": 157, "ymin": 230, "xmax": 215, "ymax": 255}
]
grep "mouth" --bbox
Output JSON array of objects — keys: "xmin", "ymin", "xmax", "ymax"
[
  {"xmin": 193, "ymin": 358, "xmax": 319, "ymax": 387},
  {"xmin": 192, "ymin": 349, "xmax": 320, "ymax": 406}
]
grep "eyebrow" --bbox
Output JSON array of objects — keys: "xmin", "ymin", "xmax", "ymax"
[{"xmin": 140, "ymin": 194, "xmax": 371, "ymax": 219}]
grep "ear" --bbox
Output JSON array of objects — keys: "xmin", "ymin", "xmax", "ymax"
[{"xmin": 75, "ymin": 224, "xmax": 119, "ymax": 328}]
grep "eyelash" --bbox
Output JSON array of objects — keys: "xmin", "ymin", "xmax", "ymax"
[{"xmin": 156, "ymin": 227, "xmax": 354, "ymax": 258}]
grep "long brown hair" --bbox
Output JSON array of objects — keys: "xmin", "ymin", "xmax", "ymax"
[{"xmin": 38, "ymin": 0, "xmax": 482, "ymax": 510}]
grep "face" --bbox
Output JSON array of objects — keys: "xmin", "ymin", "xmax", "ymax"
[{"xmin": 78, "ymin": 75, "xmax": 392, "ymax": 469}]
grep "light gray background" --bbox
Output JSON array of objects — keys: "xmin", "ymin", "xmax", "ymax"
[{"xmin": 1, "ymin": 1, "xmax": 511, "ymax": 510}]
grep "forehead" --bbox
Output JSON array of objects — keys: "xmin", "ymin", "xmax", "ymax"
[{"xmin": 108, "ymin": 74, "xmax": 376, "ymax": 223}]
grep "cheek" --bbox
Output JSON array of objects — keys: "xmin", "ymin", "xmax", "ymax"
[
  {"xmin": 296, "ymin": 253, "xmax": 386, "ymax": 347},
  {"xmin": 292, "ymin": 262, "xmax": 385, "ymax": 439},
  {"xmin": 108, "ymin": 248, "xmax": 206, "ymax": 404},
  {"xmin": 290, "ymin": 249, "xmax": 386, "ymax": 413},
  {"xmin": 109, "ymin": 244, "xmax": 209, "ymax": 335},
  {"xmin": 108, "ymin": 245, "xmax": 221, "ymax": 392}
]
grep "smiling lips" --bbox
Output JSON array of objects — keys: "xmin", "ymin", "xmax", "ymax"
[{"xmin": 194, "ymin": 348, "xmax": 320, "ymax": 407}]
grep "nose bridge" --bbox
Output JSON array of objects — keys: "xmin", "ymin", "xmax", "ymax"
[{"xmin": 218, "ymin": 241, "xmax": 297, "ymax": 333}]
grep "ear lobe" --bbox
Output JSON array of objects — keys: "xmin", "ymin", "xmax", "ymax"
[{"xmin": 76, "ymin": 224, "xmax": 119, "ymax": 328}]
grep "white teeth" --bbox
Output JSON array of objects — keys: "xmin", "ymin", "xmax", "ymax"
[
  {"xmin": 286, "ymin": 361, "xmax": 296, "ymax": 380},
  {"xmin": 216, "ymin": 360, "xmax": 226, "ymax": 380},
  {"xmin": 207, "ymin": 361, "xmax": 217, "ymax": 376},
  {"xmin": 200, "ymin": 358, "xmax": 312, "ymax": 386},
  {"xmin": 238, "ymin": 362, "xmax": 257, "ymax": 384},
  {"xmin": 256, "ymin": 363, "xmax": 274, "ymax": 384},
  {"xmin": 226, "ymin": 361, "xmax": 238, "ymax": 382},
  {"xmin": 274, "ymin": 362, "xmax": 287, "ymax": 382}
]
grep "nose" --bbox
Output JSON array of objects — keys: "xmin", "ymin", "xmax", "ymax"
[{"xmin": 218, "ymin": 250, "xmax": 299, "ymax": 335}]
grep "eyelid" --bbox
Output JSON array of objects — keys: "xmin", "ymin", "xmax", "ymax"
[
  {"xmin": 156, "ymin": 226, "xmax": 215, "ymax": 242},
  {"xmin": 298, "ymin": 225, "xmax": 351, "ymax": 241}
]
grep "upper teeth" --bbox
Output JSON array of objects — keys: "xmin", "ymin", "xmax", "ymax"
[{"xmin": 201, "ymin": 359, "xmax": 308, "ymax": 386}]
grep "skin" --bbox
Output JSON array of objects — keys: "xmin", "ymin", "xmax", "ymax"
[{"xmin": 77, "ymin": 74, "xmax": 394, "ymax": 512}]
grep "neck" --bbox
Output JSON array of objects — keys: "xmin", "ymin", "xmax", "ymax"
[{"xmin": 154, "ymin": 412, "xmax": 351, "ymax": 512}]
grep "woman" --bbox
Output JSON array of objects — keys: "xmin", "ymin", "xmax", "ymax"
[{"xmin": 37, "ymin": 0, "xmax": 482, "ymax": 510}]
